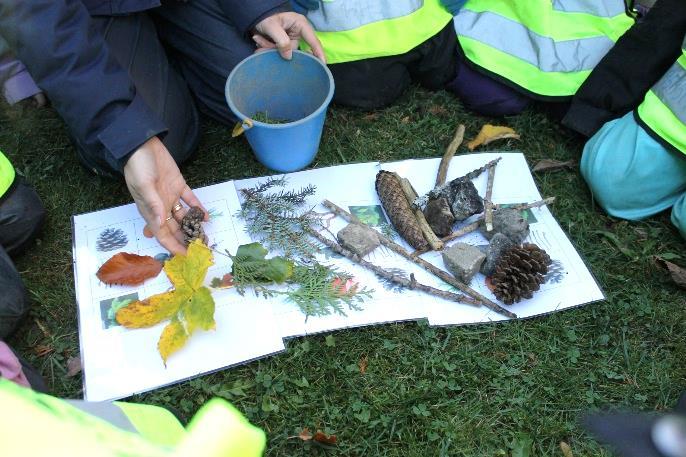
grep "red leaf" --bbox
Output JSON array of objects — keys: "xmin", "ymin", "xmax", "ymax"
[
  {"xmin": 97, "ymin": 252, "xmax": 163, "ymax": 286},
  {"xmin": 313, "ymin": 431, "xmax": 337, "ymax": 445}
]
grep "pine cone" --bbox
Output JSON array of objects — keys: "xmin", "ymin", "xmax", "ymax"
[
  {"xmin": 96, "ymin": 228, "xmax": 128, "ymax": 252},
  {"xmin": 491, "ymin": 243, "xmax": 551, "ymax": 304},
  {"xmin": 181, "ymin": 206, "xmax": 208, "ymax": 245},
  {"xmin": 375, "ymin": 171, "xmax": 429, "ymax": 250}
]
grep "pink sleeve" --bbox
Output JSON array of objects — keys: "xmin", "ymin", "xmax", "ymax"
[{"xmin": 0, "ymin": 341, "xmax": 30, "ymax": 388}]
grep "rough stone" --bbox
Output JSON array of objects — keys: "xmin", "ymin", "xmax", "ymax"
[
  {"xmin": 424, "ymin": 197, "xmax": 455, "ymax": 237},
  {"xmin": 480, "ymin": 233, "xmax": 515, "ymax": 276},
  {"xmin": 449, "ymin": 180, "xmax": 484, "ymax": 221},
  {"xmin": 482, "ymin": 208, "xmax": 530, "ymax": 244},
  {"xmin": 442, "ymin": 242, "xmax": 486, "ymax": 283},
  {"xmin": 337, "ymin": 223, "xmax": 380, "ymax": 257}
]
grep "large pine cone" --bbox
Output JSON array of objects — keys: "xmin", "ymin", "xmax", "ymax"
[
  {"xmin": 181, "ymin": 206, "xmax": 208, "ymax": 245},
  {"xmin": 375, "ymin": 171, "xmax": 429, "ymax": 250},
  {"xmin": 491, "ymin": 243, "xmax": 551, "ymax": 305}
]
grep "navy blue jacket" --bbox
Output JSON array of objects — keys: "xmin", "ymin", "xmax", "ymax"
[{"xmin": 0, "ymin": 0, "xmax": 287, "ymax": 173}]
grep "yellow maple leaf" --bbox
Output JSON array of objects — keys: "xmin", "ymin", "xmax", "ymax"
[
  {"xmin": 116, "ymin": 240, "xmax": 216, "ymax": 364},
  {"xmin": 466, "ymin": 124, "xmax": 520, "ymax": 151}
]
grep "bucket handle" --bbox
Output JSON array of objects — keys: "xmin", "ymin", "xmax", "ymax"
[{"xmin": 231, "ymin": 118, "xmax": 254, "ymax": 138}]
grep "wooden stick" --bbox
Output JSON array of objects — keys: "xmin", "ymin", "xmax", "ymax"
[
  {"xmin": 484, "ymin": 162, "xmax": 497, "ymax": 232},
  {"xmin": 322, "ymin": 200, "xmax": 516, "ymax": 318},
  {"xmin": 395, "ymin": 174, "xmax": 444, "ymax": 251},
  {"xmin": 411, "ymin": 197, "xmax": 556, "ymax": 256},
  {"xmin": 412, "ymin": 221, "xmax": 481, "ymax": 256},
  {"xmin": 435, "ymin": 124, "xmax": 465, "ymax": 187},
  {"xmin": 494, "ymin": 197, "xmax": 556, "ymax": 211},
  {"xmin": 306, "ymin": 227, "xmax": 485, "ymax": 309}
]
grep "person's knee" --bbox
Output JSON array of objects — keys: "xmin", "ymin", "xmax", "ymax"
[
  {"xmin": 580, "ymin": 126, "xmax": 638, "ymax": 218},
  {"xmin": 0, "ymin": 180, "xmax": 45, "ymax": 255},
  {"xmin": 580, "ymin": 115, "xmax": 685, "ymax": 221},
  {"xmin": 446, "ymin": 60, "xmax": 529, "ymax": 116},
  {"xmin": 0, "ymin": 251, "xmax": 28, "ymax": 339},
  {"xmin": 330, "ymin": 58, "xmax": 412, "ymax": 109},
  {"xmin": 671, "ymin": 195, "xmax": 686, "ymax": 240}
]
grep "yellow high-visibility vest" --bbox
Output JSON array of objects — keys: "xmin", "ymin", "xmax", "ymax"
[
  {"xmin": 303, "ymin": 0, "xmax": 453, "ymax": 64},
  {"xmin": 636, "ymin": 36, "xmax": 686, "ymax": 155},
  {"xmin": 454, "ymin": 0, "xmax": 634, "ymax": 98}
]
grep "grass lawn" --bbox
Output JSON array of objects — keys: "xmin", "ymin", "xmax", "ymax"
[{"xmin": 1, "ymin": 86, "xmax": 685, "ymax": 456}]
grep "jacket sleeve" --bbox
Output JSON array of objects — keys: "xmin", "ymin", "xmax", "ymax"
[
  {"xmin": 217, "ymin": 0, "xmax": 291, "ymax": 36},
  {"xmin": 562, "ymin": 0, "xmax": 686, "ymax": 137},
  {"xmin": 0, "ymin": 0, "xmax": 167, "ymax": 174}
]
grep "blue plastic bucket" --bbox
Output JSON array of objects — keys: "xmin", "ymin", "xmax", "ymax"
[{"xmin": 225, "ymin": 50, "xmax": 335, "ymax": 172}]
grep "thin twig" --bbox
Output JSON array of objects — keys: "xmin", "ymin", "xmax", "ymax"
[
  {"xmin": 411, "ymin": 197, "xmax": 557, "ymax": 256},
  {"xmin": 495, "ymin": 197, "xmax": 556, "ymax": 211},
  {"xmin": 322, "ymin": 200, "xmax": 516, "ymax": 318},
  {"xmin": 484, "ymin": 162, "xmax": 497, "ymax": 232},
  {"xmin": 412, "ymin": 221, "xmax": 481, "ymax": 256},
  {"xmin": 457, "ymin": 156, "xmax": 502, "ymax": 183},
  {"xmin": 436, "ymin": 124, "xmax": 465, "ymax": 187},
  {"xmin": 396, "ymin": 174, "xmax": 444, "ymax": 251},
  {"xmin": 307, "ymin": 227, "xmax": 484, "ymax": 309}
]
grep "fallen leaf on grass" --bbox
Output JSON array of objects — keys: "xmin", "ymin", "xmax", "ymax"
[
  {"xmin": 466, "ymin": 124, "xmax": 520, "ymax": 151},
  {"xmin": 116, "ymin": 240, "xmax": 215, "ymax": 364},
  {"xmin": 291, "ymin": 428, "xmax": 313, "ymax": 441},
  {"xmin": 362, "ymin": 112, "xmax": 380, "ymax": 121},
  {"xmin": 532, "ymin": 159, "xmax": 576, "ymax": 173},
  {"xmin": 313, "ymin": 431, "xmax": 337, "ymax": 445},
  {"xmin": 358, "ymin": 355, "xmax": 368, "ymax": 375},
  {"xmin": 66, "ymin": 356, "xmax": 82, "ymax": 377},
  {"xmin": 34, "ymin": 345, "xmax": 53, "ymax": 357},
  {"xmin": 97, "ymin": 252, "xmax": 163, "ymax": 286},
  {"xmin": 401, "ymin": 116, "xmax": 410, "ymax": 124},
  {"xmin": 560, "ymin": 441, "xmax": 573, "ymax": 457},
  {"xmin": 655, "ymin": 257, "xmax": 686, "ymax": 289},
  {"xmin": 428, "ymin": 105, "xmax": 448, "ymax": 116}
]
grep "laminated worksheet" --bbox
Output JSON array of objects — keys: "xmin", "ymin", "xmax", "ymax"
[
  {"xmin": 72, "ymin": 182, "xmax": 285, "ymax": 401},
  {"xmin": 72, "ymin": 152, "xmax": 603, "ymax": 401}
]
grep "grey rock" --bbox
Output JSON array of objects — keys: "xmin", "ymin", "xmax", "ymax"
[
  {"xmin": 449, "ymin": 180, "xmax": 484, "ymax": 221},
  {"xmin": 337, "ymin": 223, "xmax": 380, "ymax": 257},
  {"xmin": 424, "ymin": 197, "xmax": 455, "ymax": 237},
  {"xmin": 442, "ymin": 242, "xmax": 486, "ymax": 283},
  {"xmin": 480, "ymin": 233, "xmax": 515, "ymax": 276},
  {"xmin": 482, "ymin": 208, "xmax": 530, "ymax": 244}
]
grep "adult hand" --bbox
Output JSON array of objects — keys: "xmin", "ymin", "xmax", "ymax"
[
  {"xmin": 123, "ymin": 137, "xmax": 206, "ymax": 255},
  {"xmin": 253, "ymin": 12, "xmax": 326, "ymax": 63}
]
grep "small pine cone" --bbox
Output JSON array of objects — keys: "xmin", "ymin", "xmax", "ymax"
[
  {"xmin": 375, "ymin": 171, "xmax": 429, "ymax": 250},
  {"xmin": 491, "ymin": 243, "xmax": 551, "ymax": 304},
  {"xmin": 181, "ymin": 206, "xmax": 208, "ymax": 245},
  {"xmin": 96, "ymin": 228, "xmax": 128, "ymax": 252}
]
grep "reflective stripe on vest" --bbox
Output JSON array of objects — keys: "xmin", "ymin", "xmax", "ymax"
[
  {"xmin": 552, "ymin": 0, "xmax": 626, "ymax": 16},
  {"xmin": 636, "ymin": 48, "xmax": 686, "ymax": 155},
  {"xmin": 303, "ymin": 0, "xmax": 452, "ymax": 64},
  {"xmin": 455, "ymin": 0, "xmax": 633, "ymax": 97},
  {"xmin": 0, "ymin": 151, "xmax": 15, "ymax": 199}
]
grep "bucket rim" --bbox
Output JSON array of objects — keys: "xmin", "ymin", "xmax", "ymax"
[{"xmin": 225, "ymin": 49, "xmax": 335, "ymax": 129}]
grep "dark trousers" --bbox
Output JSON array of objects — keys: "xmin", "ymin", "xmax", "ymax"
[
  {"xmin": 445, "ymin": 53, "xmax": 531, "ymax": 117},
  {"xmin": 326, "ymin": 22, "xmax": 458, "ymax": 109},
  {"xmin": 0, "ymin": 180, "xmax": 45, "ymax": 339},
  {"xmin": 78, "ymin": 0, "xmax": 259, "ymax": 177}
]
